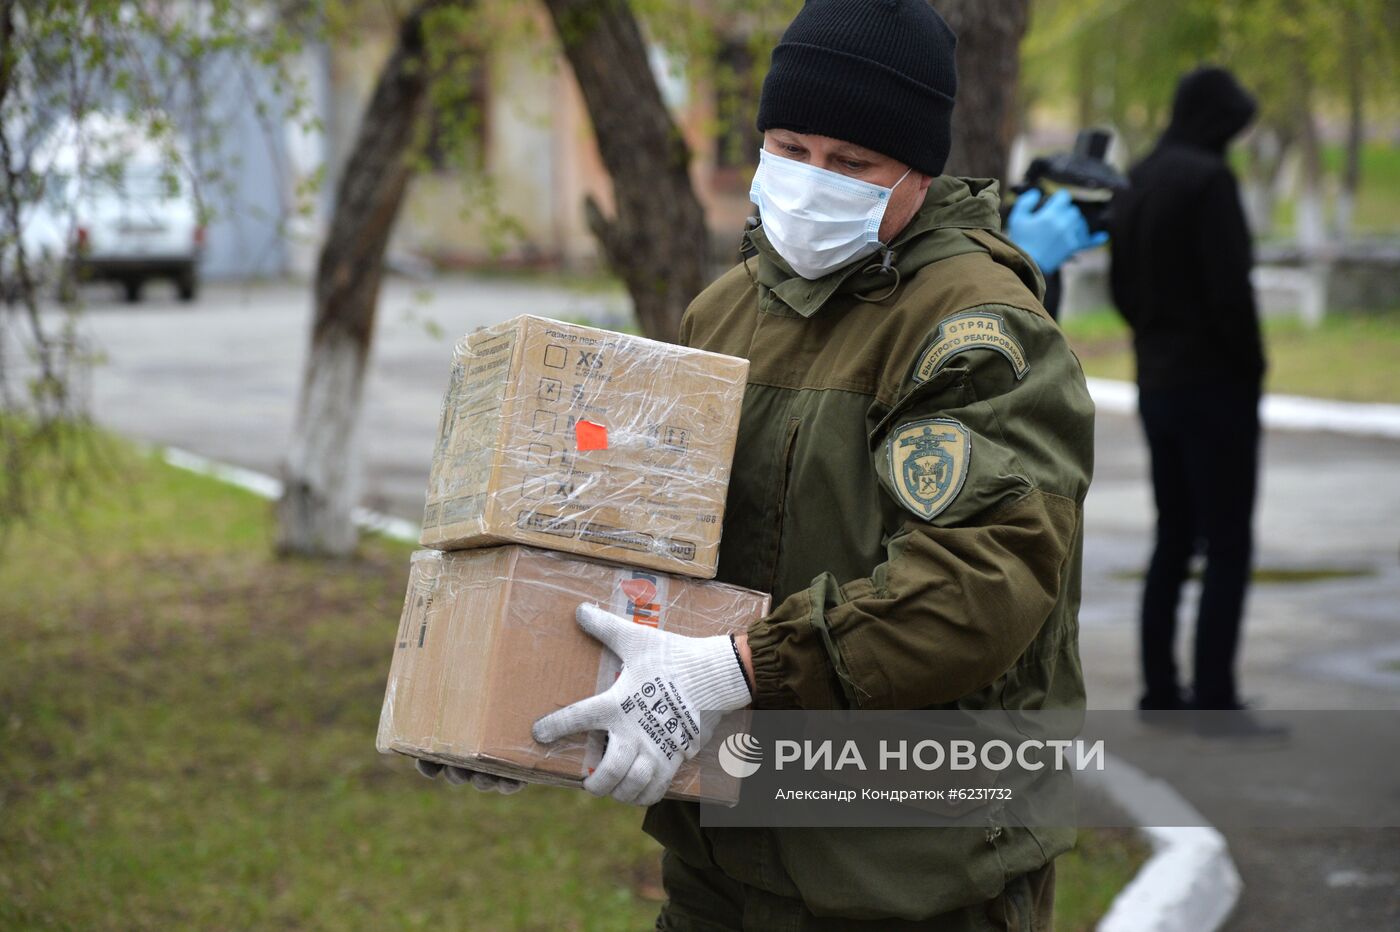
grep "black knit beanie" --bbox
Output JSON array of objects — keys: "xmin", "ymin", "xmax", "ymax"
[{"xmin": 757, "ymin": 0, "xmax": 958, "ymax": 177}]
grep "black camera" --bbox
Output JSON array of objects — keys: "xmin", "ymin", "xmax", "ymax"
[{"xmin": 1013, "ymin": 128, "xmax": 1128, "ymax": 234}]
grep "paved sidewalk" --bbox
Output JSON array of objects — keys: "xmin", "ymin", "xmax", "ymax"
[
  {"xmin": 74, "ymin": 276, "xmax": 631, "ymax": 516},
  {"xmin": 1084, "ymin": 414, "xmax": 1400, "ymax": 712},
  {"xmin": 74, "ymin": 277, "xmax": 1400, "ymax": 930},
  {"xmin": 1086, "ymin": 414, "xmax": 1400, "ymax": 931}
]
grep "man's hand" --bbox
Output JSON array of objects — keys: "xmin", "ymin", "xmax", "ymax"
[
  {"xmin": 1006, "ymin": 187, "xmax": 1109, "ymax": 275},
  {"xmin": 414, "ymin": 759, "xmax": 524, "ymax": 795},
  {"xmin": 532, "ymin": 604, "xmax": 753, "ymax": 807}
]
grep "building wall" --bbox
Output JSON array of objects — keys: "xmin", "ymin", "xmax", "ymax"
[
  {"xmin": 197, "ymin": 65, "xmax": 287, "ymax": 279},
  {"xmin": 395, "ymin": 45, "xmax": 571, "ymax": 266},
  {"xmin": 317, "ymin": 17, "xmax": 760, "ymax": 274},
  {"xmin": 180, "ymin": 48, "xmax": 305, "ymax": 280},
  {"xmin": 392, "ymin": 37, "xmax": 757, "ymax": 271}
]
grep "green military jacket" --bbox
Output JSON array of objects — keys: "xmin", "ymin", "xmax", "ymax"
[{"xmin": 643, "ymin": 176, "xmax": 1096, "ymax": 922}]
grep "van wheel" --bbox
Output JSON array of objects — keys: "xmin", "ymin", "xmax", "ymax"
[
  {"xmin": 123, "ymin": 279, "xmax": 143, "ymax": 303},
  {"xmin": 176, "ymin": 267, "xmax": 198, "ymax": 302}
]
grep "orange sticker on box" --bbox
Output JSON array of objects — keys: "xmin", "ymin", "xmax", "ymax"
[
  {"xmin": 620, "ymin": 578, "xmax": 657, "ymax": 606},
  {"xmin": 575, "ymin": 420, "xmax": 608, "ymax": 451}
]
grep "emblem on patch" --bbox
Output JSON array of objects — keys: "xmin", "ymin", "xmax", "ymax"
[
  {"xmin": 888, "ymin": 418, "xmax": 971, "ymax": 520},
  {"xmin": 911, "ymin": 311, "xmax": 1029, "ymax": 383}
]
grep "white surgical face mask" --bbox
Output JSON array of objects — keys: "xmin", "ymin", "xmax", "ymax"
[{"xmin": 749, "ymin": 148, "xmax": 911, "ymax": 280}]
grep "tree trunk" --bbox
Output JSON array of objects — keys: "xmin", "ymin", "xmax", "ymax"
[
  {"xmin": 1334, "ymin": 4, "xmax": 1364, "ymax": 241},
  {"xmin": 541, "ymin": 0, "xmax": 709, "ymax": 343},
  {"xmin": 933, "ymin": 0, "xmax": 1030, "ymax": 183},
  {"xmin": 277, "ymin": 1, "xmax": 450, "ymax": 557},
  {"xmin": 1292, "ymin": 84, "xmax": 1327, "ymax": 256},
  {"xmin": 1242, "ymin": 125, "xmax": 1291, "ymax": 238},
  {"xmin": 1073, "ymin": 42, "xmax": 1095, "ymax": 130}
]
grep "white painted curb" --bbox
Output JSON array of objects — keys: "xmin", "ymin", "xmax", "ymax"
[
  {"xmin": 1086, "ymin": 754, "xmax": 1242, "ymax": 932},
  {"xmin": 160, "ymin": 444, "xmax": 1242, "ymax": 930},
  {"xmin": 160, "ymin": 447, "xmax": 421, "ymax": 544},
  {"xmin": 1085, "ymin": 377, "xmax": 1400, "ymax": 440}
]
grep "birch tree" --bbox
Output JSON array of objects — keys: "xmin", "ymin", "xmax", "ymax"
[
  {"xmin": 277, "ymin": 0, "xmax": 715, "ymax": 555},
  {"xmin": 276, "ymin": 0, "xmax": 470, "ymax": 555},
  {"xmin": 0, "ymin": 0, "xmax": 312, "ymax": 535}
]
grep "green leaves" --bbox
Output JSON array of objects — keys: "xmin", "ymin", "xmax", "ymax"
[{"xmin": 1023, "ymin": 0, "xmax": 1398, "ymax": 161}]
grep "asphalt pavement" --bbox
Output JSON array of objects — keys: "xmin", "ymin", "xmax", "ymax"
[{"xmin": 72, "ymin": 277, "xmax": 1400, "ymax": 930}]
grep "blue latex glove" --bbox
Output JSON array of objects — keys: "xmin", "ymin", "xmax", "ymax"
[{"xmin": 1006, "ymin": 188, "xmax": 1109, "ymax": 275}]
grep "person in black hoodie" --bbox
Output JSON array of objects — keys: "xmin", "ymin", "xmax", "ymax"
[{"xmin": 1109, "ymin": 67, "xmax": 1264, "ymax": 713}]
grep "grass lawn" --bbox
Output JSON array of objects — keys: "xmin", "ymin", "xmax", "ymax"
[
  {"xmin": 1063, "ymin": 309, "xmax": 1400, "ymax": 405},
  {"xmin": 1312, "ymin": 142, "xmax": 1400, "ymax": 236},
  {"xmin": 1053, "ymin": 829, "xmax": 1149, "ymax": 932},
  {"xmin": 1237, "ymin": 142, "xmax": 1400, "ymax": 238},
  {"xmin": 0, "ymin": 439, "xmax": 1143, "ymax": 929}
]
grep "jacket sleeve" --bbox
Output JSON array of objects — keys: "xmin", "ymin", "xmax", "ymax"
[
  {"xmin": 744, "ymin": 304, "xmax": 1094, "ymax": 710},
  {"xmin": 1192, "ymin": 167, "xmax": 1271, "ymax": 358},
  {"xmin": 1108, "ymin": 228, "xmax": 1139, "ymax": 327},
  {"xmin": 1195, "ymin": 170, "xmax": 1262, "ymax": 349},
  {"xmin": 1107, "ymin": 185, "xmax": 1140, "ymax": 327}
]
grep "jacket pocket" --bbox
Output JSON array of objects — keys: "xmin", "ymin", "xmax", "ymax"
[{"xmin": 767, "ymin": 415, "xmax": 802, "ymax": 593}]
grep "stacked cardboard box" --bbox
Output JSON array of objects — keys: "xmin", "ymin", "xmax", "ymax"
[
  {"xmin": 377, "ymin": 547, "xmax": 768, "ymax": 803},
  {"xmin": 378, "ymin": 316, "xmax": 761, "ymax": 803},
  {"xmin": 420, "ymin": 315, "xmax": 749, "ymax": 578}
]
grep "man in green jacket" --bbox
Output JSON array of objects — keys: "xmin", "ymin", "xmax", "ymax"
[{"xmin": 426, "ymin": 0, "xmax": 1095, "ymax": 926}]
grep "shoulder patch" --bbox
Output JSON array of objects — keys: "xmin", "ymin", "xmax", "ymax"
[
  {"xmin": 911, "ymin": 311, "xmax": 1029, "ymax": 383},
  {"xmin": 887, "ymin": 418, "xmax": 971, "ymax": 520}
]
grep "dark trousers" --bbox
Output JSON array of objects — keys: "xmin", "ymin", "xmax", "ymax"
[
  {"xmin": 1137, "ymin": 382, "xmax": 1261, "ymax": 708},
  {"xmin": 656, "ymin": 850, "xmax": 1056, "ymax": 931}
]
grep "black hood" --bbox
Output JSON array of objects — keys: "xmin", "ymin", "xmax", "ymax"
[{"xmin": 1162, "ymin": 67, "xmax": 1257, "ymax": 153}]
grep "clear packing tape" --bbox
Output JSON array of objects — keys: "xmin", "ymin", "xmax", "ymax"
[
  {"xmin": 419, "ymin": 315, "xmax": 750, "ymax": 579},
  {"xmin": 376, "ymin": 546, "xmax": 771, "ymax": 804}
]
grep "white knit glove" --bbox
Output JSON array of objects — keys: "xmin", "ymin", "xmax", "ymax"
[
  {"xmin": 532, "ymin": 603, "xmax": 753, "ymax": 806},
  {"xmin": 414, "ymin": 759, "xmax": 524, "ymax": 795}
]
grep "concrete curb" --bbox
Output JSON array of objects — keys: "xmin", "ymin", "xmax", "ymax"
[
  {"xmin": 161, "ymin": 445, "xmax": 1241, "ymax": 930},
  {"xmin": 1085, "ymin": 755, "xmax": 1242, "ymax": 932},
  {"xmin": 1085, "ymin": 377, "xmax": 1400, "ymax": 440},
  {"xmin": 160, "ymin": 447, "xmax": 421, "ymax": 544}
]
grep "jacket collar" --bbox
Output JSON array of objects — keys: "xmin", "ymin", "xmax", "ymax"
[{"xmin": 746, "ymin": 176, "xmax": 1009, "ymax": 318}]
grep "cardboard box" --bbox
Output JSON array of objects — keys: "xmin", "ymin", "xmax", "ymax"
[
  {"xmin": 419, "ymin": 315, "xmax": 749, "ymax": 579},
  {"xmin": 377, "ymin": 546, "xmax": 770, "ymax": 804}
]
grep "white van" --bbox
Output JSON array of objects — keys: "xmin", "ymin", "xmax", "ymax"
[
  {"xmin": 12, "ymin": 114, "xmax": 204, "ymax": 303},
  {"xmin": 75, "ymin": 158, "xmax": 204, "ymax": 302}
]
